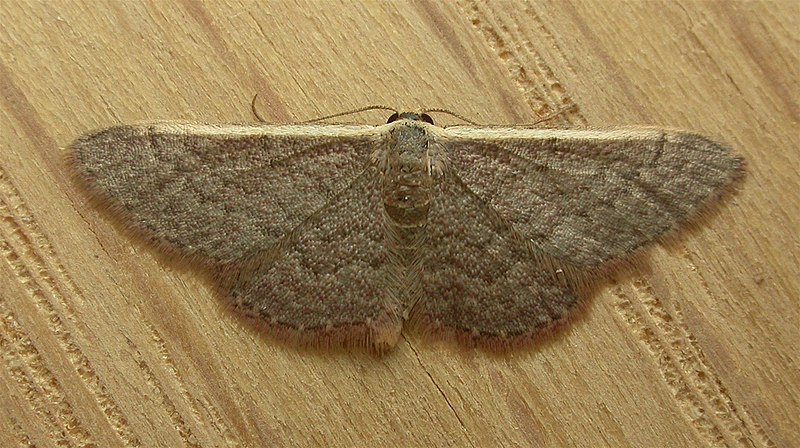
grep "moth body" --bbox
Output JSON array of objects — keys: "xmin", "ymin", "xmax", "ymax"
[
  {"xmin": 381, "ymin": 121, "xmax": 434, "ymax": 226},
  {"xmin": 379, "ymin": 117, "xmax": 436, "ymax": 311},
  {"xmin": 69, "ymin": 112, "xmax": 744, "ymax": 353}
]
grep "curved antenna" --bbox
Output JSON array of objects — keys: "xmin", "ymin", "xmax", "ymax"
[
  {"xmin": 251, "ymin": 93, "xmax": 269, "ymax": 122},
  {"xmin": 251, "ymin": 94, "xmax": 397, "ymax": 124},
  {"xmin": 420, "ymin": 108, "xmax": 481, "ymax": 126},
  {"xmin": 301, "ymin": 105, "xmax": 398, "ymax": 124},
  {"xmin": 422, "ymin": 103, "xmax": 580, "ymax": 127},
  {"xmin": 526, "ymin": 103, "xmax": 579, "ymax": 126}
]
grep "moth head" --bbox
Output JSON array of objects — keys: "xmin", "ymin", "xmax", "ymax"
[
  {"xmin": 387, "ymin": 112, "xmax": 434, "ymax": 125},
  {"xmin": 382, "ymin": 112, "xmax": 434, "ymax": 174}
]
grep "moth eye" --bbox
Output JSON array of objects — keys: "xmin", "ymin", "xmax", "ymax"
[
  {"xmin": 387, "ymin": 113, "xmax": 399, "ymax": 123},
  {"xmin": 421, "ymin": 113, "xmax": 434, "ymax": 125}
]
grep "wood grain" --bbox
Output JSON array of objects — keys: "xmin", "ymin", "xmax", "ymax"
[{"xmin": 1, "ymin": 1, "xmax": 797, "ymax": 446}]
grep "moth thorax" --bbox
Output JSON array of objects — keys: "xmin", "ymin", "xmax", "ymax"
[{"xmin": 382, "ymin": 125, "xmax": 432, "ymax": 227}]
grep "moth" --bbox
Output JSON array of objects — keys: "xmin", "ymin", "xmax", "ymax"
[{"xmin": 70, "ymin": 111, "xmax": 744, "ymax": 353}]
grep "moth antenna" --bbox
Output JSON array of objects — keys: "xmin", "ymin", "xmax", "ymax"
[
  {"xmin": 425, "ymin": 104, "xmax": 580, "ymax": 128},
  {"xmin": 421, "ymin": 108, "xmax": 482, "ymax": 126},
  {"xmin": 250, "ymin": 95, "xmax": 397, "ymax": 124},
  {"xmin": 251, "ymin": 93, "xmax": 268, "ymax": 122},
  {"xmin": 300, "ymin": 105, "xmax": 399, "ymax": 124},
  {"xmin": 526, "ymin": 103, "xmax": 580, "ymax": 126}
]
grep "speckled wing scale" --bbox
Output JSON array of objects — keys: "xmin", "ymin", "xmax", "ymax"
[
  {"xmin": 70, "ymin": 114, "xmax": 743, "ymax": 353},
  {"xmin": 418, "ymin": 125, "xmax": 743, "ymax": 344}
]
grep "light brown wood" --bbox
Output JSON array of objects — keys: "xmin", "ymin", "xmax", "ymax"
[{"xmin": 0, "ymin": 1, "xmax": 797, "ymax": 446}]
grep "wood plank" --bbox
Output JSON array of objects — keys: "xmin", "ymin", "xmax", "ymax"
[{"xmin": 0, "ymin": 1, "xmax": 796, "ymax": 446}]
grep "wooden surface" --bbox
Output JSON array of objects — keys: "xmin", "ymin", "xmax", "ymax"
[{"xmin": 1, "ymin": 1, "xmax": 797, "ymax": 446}]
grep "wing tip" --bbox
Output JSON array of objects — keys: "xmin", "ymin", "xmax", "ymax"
[{"xmin": 66, "ymin": 125, "xmax": 227, "ymax": 274}]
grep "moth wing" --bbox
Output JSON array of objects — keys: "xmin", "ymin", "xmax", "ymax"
[
  {"xmin": 70, "ymin": 122, "xmax": 381, "ymax": 265},
  {"xmin": 433, "ymin": 127, "xmax": 744, "ymax": 268},
  {"xmin": 411, "ymin": 171, "xmax": 579, "ymax": 345},
  {"xmin": 228, "ymin": 166, "xmax": 402, "ymax": 352}
]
